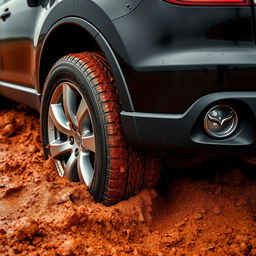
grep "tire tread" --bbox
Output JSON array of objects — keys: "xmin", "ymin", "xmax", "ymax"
[{"xmin": 48, "ymin": 52, "xmax": 160, "ymax": 205}]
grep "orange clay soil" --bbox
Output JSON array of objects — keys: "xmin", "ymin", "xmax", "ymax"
[{"xmin": 1, "ymin": 103, "xmax": 256, "ymax": 256}]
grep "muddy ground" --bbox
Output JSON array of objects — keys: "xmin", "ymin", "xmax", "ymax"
[{"xmin": 1, "ymin": 102, "xmax": 256, "ymax": 256}]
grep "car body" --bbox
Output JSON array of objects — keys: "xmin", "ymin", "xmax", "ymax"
[{"xmin": 1, "ymin": 0, "xmax": 256, "ymax": 204}]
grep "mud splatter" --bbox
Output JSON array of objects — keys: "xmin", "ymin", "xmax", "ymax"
[{"xmin": 1, "ymin": 102, "xmax": 256, "ymax": 256}]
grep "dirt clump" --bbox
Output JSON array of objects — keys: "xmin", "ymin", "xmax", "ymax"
[{"xmin": 1, "ymin": 103, "xmax": 256, "ymax": 255}]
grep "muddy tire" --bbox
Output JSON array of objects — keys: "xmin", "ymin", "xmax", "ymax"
[{"xmin": 40, "ymin": 52, "xmax": 161, "ymax": 205}]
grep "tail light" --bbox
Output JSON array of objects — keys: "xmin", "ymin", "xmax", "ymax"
[{"xmin": 164, "ymin": 0, "xmax": 249, "ymax": 5}]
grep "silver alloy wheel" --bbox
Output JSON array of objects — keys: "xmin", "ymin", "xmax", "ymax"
[{"xmin": 47, "ymin": 82, "xmax": 96, "ymax": 187}]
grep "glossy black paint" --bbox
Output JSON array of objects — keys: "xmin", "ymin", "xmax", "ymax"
[
  {"xmin": 0, "ymin": 0, "xmax": 143, "ymax": 110},
  {"xmin": 102, "ymin": 0, "xmax": 256, "ymax": 113},
  {"xmin": 121, "ymin": 92, "xmax": 256, "ymax": 152},
  {"xmin": 1, "ymin": 0, "xmax": 256, "ymax": 152},
  {"xmin": 0, "ymin": 1, "xmax": 37, "ymax": 87},
  {"xmin": 119, "ymin": 64, "xmax": 256, "ymax": 113}
]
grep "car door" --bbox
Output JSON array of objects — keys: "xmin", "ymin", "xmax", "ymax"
[
  {"xmin": 0, "ymin": 0, "xmax": 10, "ymax": 80},
  {"xmin": 0, "ymin": 0, "xmax": 38, "ymax": 88}
]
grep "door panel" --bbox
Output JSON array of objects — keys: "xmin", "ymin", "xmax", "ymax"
[
  {"xmin": 0, "ymin": 0, "xmax": 38, "ymax": 88},
  {"xmin": 0, "ymin": 0, "xmax": 10, "ymax": 80}
]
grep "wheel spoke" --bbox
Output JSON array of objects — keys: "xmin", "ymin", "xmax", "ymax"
[
  {"xmin": 48, "ymin": 81, "xmax": 96, "ymax": 186},
  {"xmin": 49, "ymin": 103, "xmax": 71, "ymax": 135},
  {"xmin": 65, "ymin": 152, "xmax": 77, "ymax": 180},
  {"xmin": 78, "ymin": 152, "xmax": 94, "ymax": 187},
  {"xmin": 63, "ymin": 84, "xmax": 77, "ymax": 126},
  {"xmin": 76, "ymin": 98, "xmax": 89, "ymax": 127},
  {"xmin": 49, "ymin": 139, "xmax": 72, "ymax": 159},
  {"xmin": 81, "ymin": 133, "xmax": 96, "ymax": 153}
]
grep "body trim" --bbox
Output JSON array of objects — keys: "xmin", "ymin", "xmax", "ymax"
[
  {"xmin": 0, "ymin": 81, "xmax": 41, "ymax": 110},
  {"xmin": 121, "ymin": 92, "xmax": 256, "ymax": 152},
  {"xmin": 0, "ymin": 81, "xmax": 40, "ymax": 95}
]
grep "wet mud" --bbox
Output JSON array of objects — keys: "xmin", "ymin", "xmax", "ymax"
[{"xmin": 1, "ymin": 103, "xmax": 256, "ymax": 255}]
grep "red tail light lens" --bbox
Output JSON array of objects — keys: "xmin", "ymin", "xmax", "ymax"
[{"xmin": 164, "ymin": 0, "xmax": 249, "ymax": 5}]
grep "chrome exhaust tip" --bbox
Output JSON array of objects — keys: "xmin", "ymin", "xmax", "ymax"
[{"xmin": 204, "ymin": 105, "xmax": 238, "ymax": 139}]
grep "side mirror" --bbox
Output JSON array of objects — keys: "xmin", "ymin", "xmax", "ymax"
[{"xmin": 27, "ymin": 0, "xmax": 38, "ymax": 7}]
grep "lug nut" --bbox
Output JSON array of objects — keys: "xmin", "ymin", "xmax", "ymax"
[
  {"xmin": 75, "ymin": 148, "xmax": 79, "ymax": 157},
  {"xmin": 70, "ymin": 137, "xmax": 74, "ymax": 145}
]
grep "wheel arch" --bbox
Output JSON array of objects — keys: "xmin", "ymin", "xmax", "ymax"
[{"xmin": 37, "ymin": 17, "xmax": 134, "ymax": 112}]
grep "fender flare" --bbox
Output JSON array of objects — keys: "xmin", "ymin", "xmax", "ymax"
[{"xmin": 36, "ymin": 17, "xmax": 134, "ymax": 111}]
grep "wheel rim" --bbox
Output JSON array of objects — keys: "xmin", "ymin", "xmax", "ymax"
[{"xmin": 47, "ymin": 82, "xmax": 96, "ymax": 187}]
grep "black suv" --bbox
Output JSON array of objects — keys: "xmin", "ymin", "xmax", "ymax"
[{"xmin": 1, "ymin": 0, "xmax": 256, "ymax": 205}]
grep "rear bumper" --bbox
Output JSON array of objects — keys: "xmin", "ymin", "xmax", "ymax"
[
  {"xmin": 121, "ymin": 92, "xmax": 256, "ymax": 153},
  {"xmin": 101, "ymin": 0, "xmax": 256, "ymax": 153},
  {"xmin": 102, "ymin": 0, "xmax": 256, "ymax": 113}
]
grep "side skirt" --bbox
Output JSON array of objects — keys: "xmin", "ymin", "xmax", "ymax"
[{"xmin": 0, "ymin": 81, "xmax": 41, "ymax": 111}]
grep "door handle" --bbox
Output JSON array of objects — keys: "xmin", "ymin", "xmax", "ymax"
[{"xmin": 0, "ymin": 9, "xmax": 11, "ymax": 21}]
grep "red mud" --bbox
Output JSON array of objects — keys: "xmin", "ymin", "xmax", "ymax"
[{"xmin": 1, "ymin": 103, "xmax": 256, "ymax": 255}]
